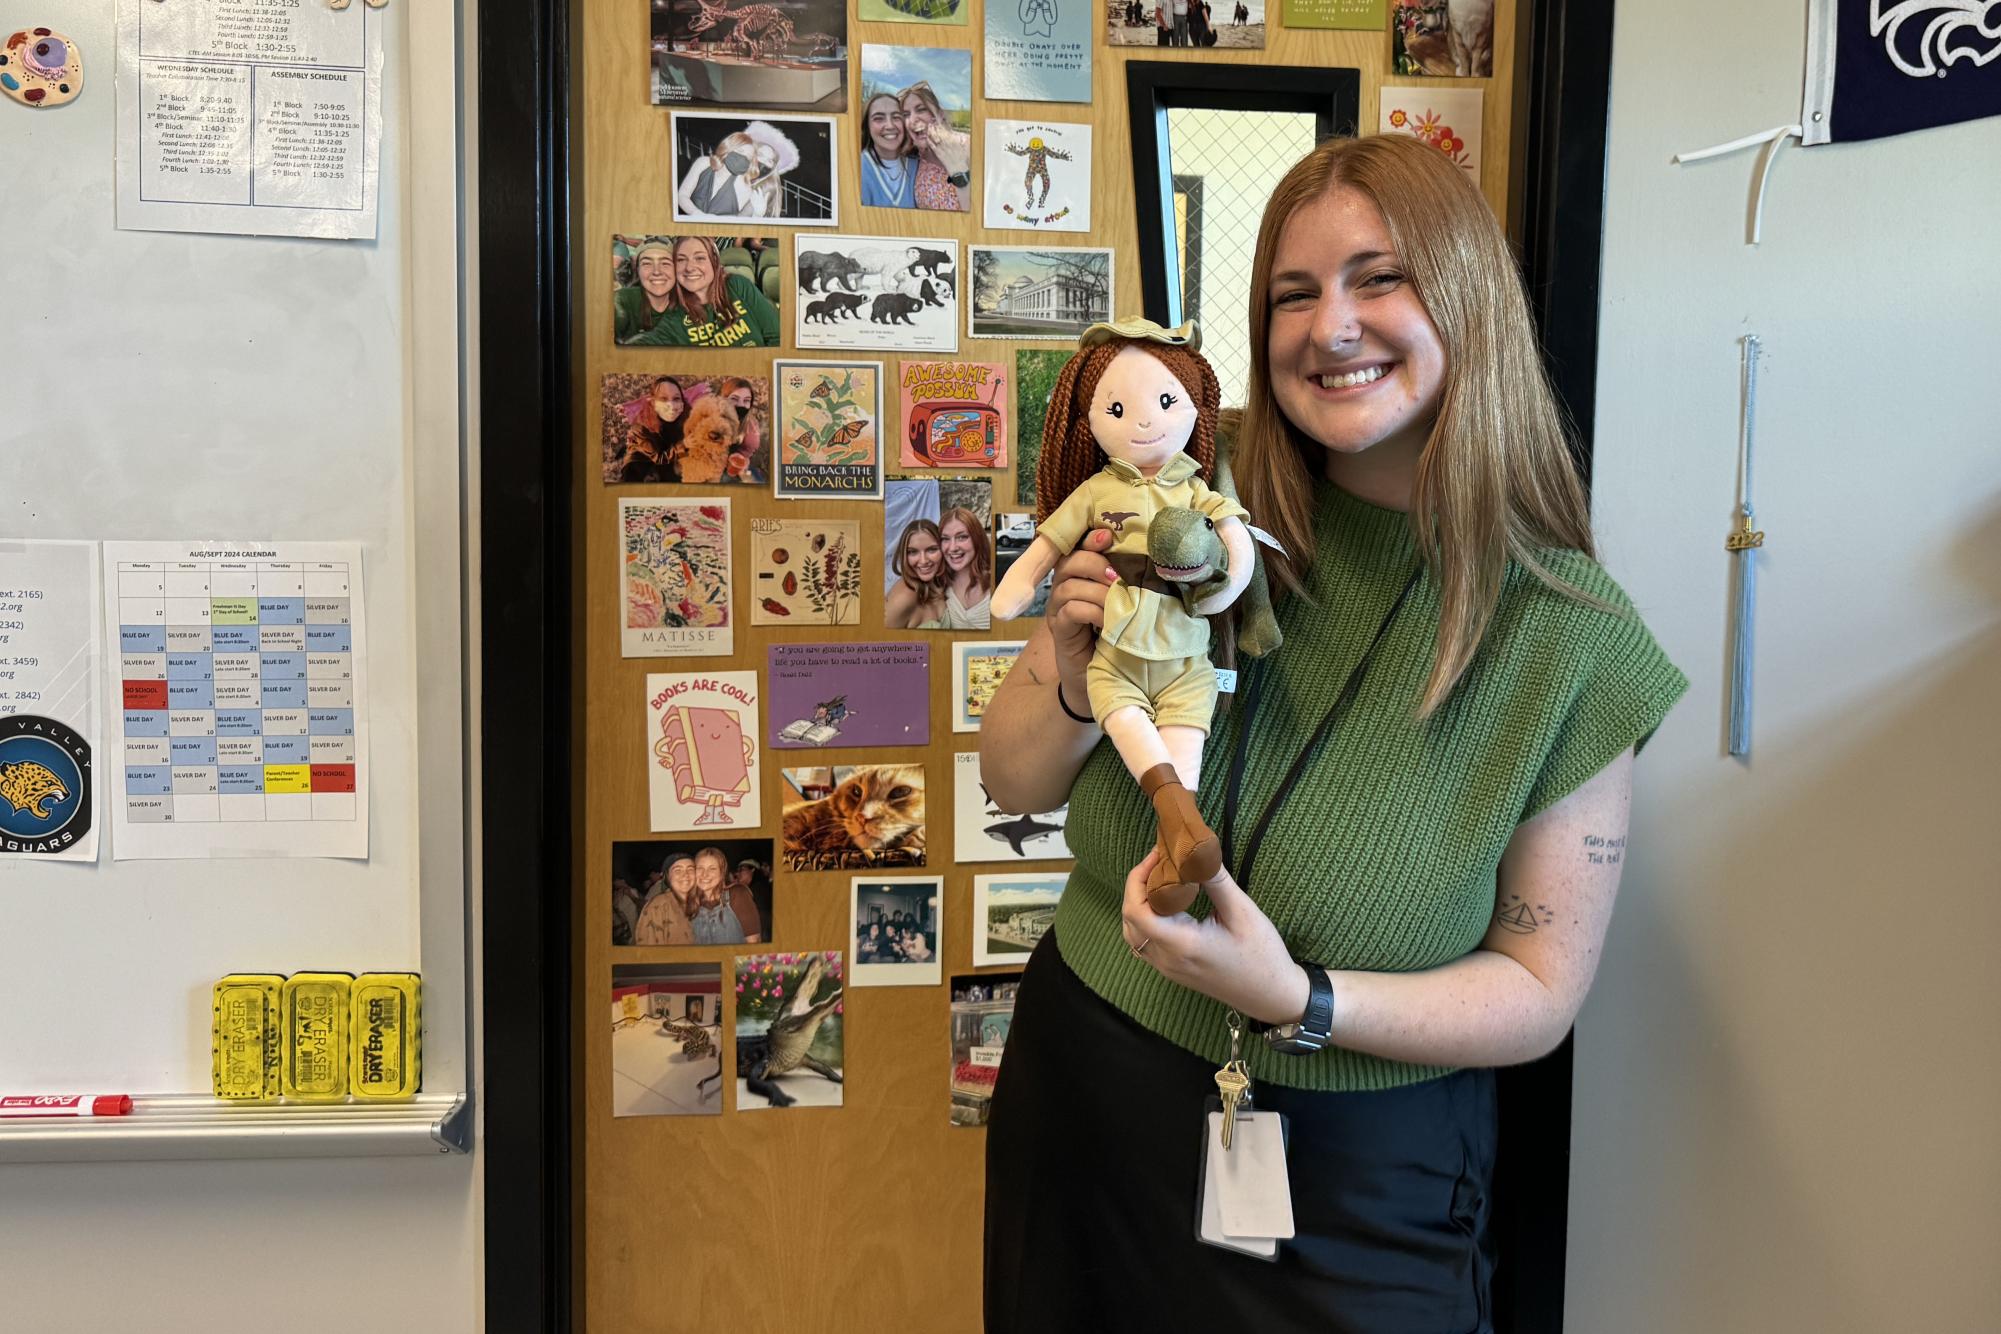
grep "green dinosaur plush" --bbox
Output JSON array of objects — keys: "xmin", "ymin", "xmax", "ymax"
[{"xmin": 1208, "ymin": 444, "xmax": 1282, "ymax": 659}]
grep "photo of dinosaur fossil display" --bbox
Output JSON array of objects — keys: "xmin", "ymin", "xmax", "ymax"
[{"xmin": 650, "ymin": 0, "xmax": 849, "ymax": 112}]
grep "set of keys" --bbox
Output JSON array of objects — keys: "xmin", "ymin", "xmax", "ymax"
[{"xmin": 1214, "ymin": 1009, "xmax": 1254, "ymax": 1149}]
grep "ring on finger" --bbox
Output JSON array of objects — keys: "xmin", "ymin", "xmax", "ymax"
[{"xmin": 1127, "ymin": 934, "xmax": 1151, "ymax": 959}]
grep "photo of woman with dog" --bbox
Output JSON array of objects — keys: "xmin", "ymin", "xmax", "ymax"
[
  {"xmin": 600, "ymin": 372, "xmax": 772, "ymax": 485},
  {"xmin": 613, "ymin": 234, "xmax": 781, "ymax": 349}
]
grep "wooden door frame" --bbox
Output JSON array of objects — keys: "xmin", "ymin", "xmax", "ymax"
[{"xmin": 473, "ymin": 0, "xmax": 1617, "ymax": 1327}]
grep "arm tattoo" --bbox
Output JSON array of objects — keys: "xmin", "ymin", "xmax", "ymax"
[
  {"xmin": 1582, "ymin": 834, "xmax": 1625, "ymax": 867},
  {"xmin": 1023, "ymin": 663, "xmax": 1045, "ymax": 686},
  {"xmin": 1493, "ymin": 893, "xmax": 1555, "ymax": 935}
]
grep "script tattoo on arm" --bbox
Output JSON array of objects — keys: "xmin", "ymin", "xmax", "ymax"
[{"xmin": 1582, "ymin": 834, "xmax": 1625, "ymax": 866}]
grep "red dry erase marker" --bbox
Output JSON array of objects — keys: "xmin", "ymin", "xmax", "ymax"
[{"xmin": 0, "ymin": 1095, "xmax": 134, "ymax": 1118}]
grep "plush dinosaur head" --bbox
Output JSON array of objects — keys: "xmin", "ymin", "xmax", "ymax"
[{"xmin": 1146, "ymin": 507, "xmax": 1230, "ymax": 602}]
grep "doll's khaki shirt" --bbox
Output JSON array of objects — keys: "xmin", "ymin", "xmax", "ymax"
[{"xmin": 1036, "ymin": 454, "xmax": 1248, "ymax": 660}]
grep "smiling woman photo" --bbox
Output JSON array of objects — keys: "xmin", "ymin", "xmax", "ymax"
[
  {"xmin": 859, "ymin": 92, "xmax": 917, "ymax": 209},
  {"xmin": 615, "ymin": 235, "xmax": 780, "ymax": 348},
  {"xmin": 938, "ymin": 505, "xmax": 993, "ymax": 629},
  {"xmin": 885, "ymin": 518, "xmax": 949, "ymax": 629}
]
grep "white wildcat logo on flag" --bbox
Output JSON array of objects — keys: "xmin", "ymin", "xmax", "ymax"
[{"xmin": 1873, "ymin": 1, "xmax": 2001, "ymax": 78}]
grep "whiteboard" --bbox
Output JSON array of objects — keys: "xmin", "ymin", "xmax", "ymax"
[{"xmin": 0, "ymin": 1, "xmax": 467, "ymax": 1110}]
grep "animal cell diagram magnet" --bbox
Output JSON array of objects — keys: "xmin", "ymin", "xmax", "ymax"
[{"xmin": 1, "ymin": 28, "xmax": 83, "ymax": 108}]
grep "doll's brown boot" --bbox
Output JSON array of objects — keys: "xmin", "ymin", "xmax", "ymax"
[{"xmin": 1138, "ymin": 763, "xmax": 1219, "ymax": 914}]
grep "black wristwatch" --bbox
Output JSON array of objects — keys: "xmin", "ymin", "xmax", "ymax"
[{"xmin": 1255, "ymin": 963, "xmax": 1333, "ymax": 1055}]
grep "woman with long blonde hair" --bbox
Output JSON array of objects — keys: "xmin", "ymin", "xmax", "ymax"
[{"xmin": 979, "ymin": 134, "xmax": 1686, "ymax": 1326}]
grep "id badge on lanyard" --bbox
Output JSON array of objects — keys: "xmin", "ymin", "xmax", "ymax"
[{"xmin": 1194, "ymin": 564, "xmax": 1421, "ymax": 1256}]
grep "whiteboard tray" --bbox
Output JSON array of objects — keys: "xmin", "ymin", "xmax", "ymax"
[{"xmin": 0, "ymin": 1092, "xmax": 471, "ymax": 1164}]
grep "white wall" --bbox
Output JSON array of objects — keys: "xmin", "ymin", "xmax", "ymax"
[
  {"xmin": 0, "ymin": 3, "xmax": 483, "ymax": 1330},
  {"xmin": 1573, "ymin": 3, "xmax": 2001, "ymax": 1330}
]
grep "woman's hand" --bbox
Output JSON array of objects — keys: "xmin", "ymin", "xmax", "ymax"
[
  {"xmin": 1119, "ymin": 848, "xmax": 1311, "ymax": 1026},
  {"xmin": 1043, "ymin": 528, "xmax": 1119, "ymax": 691},
  {"xmin": 928, "ymin": 124, "xmax": 972, "ymax": 178}
]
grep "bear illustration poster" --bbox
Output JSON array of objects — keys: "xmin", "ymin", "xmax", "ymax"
[
  {"xmin": 647, "ymin": 672, "xmax": 762, "ymax": 833},
  {"xmin": 794, "ymin": 235, "xmax": 960, "ymax": 353},
  {"xmin": 981, "ymin": 121, "xmax": 1091, "ymax": 232}
]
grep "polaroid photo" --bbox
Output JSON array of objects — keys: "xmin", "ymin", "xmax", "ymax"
[
  {"xmin": 613, "ymin": 838, "xmax": 774, "ymax": 948},
  {"xmin": 772, "ymin": 359, "xmax": 886, "ymax": 499},
  {"xmin": 851, "ymin": 874, "xmax": 944, "ymax": 987},
  {"xmin": 747, "ymin": 517, "xmax": 864, "ymax": 625},
  {"xmin": 652, "ymin": 0, "xmax": 848, "ymax": 112},
  {"xmin": 611, "ymin": 962, "xmax": 725, "ymax": 1117},
  {"xmin": 734, "ymin": 952, "xmax": 846, "ymax": 1110},
  {"xmin": 982, "ymin": 120, "xmax": 1091, "ymax": 232},
  {"xmin": 954, "ymin": 749, "xmax": 1072, "ymax": 861},
  {"xmin": 618, "ymin": 498, "xmax": 733, "ymax": 659},
  {"xmin": 884, "ymin": 477, "xmax": 994, "ymax": 631},
  {"xmin": 781, "ymin": 763, "xmax": 929, "ymax": 871},
  {"xmin": 796, "ymin": 235, "xmax": 960, "ymax": 353},
  {"xmin": 951, "ymin": 640, "xmax": 1026, "ymax": 732},
  {"xmin": 858, "ymin": 45, "xmax": 973, "ymax": 215},
  {"xmin": 949, "ymin": 971, "xmax": 1023, "ymax": 1125},
  {"xmin": 609, "ymin": 235, "xmax": 782, "ymax": 349},
  {"xmin": 647, "ymin": 671, "xmax": 761, "ymax": 833},
  {"xmin": 768, "ymin": 642, "xmax": 930, "ymax": 750},
  {"xmin": 899, "ymin": 359, "xmax": 1009, "ymax": 469},
  {"xmin": 972, "ymin": 872, "xmax": 1065, "ymax": 965},
  {"xmin": 670, "ymin": 112, "xmax": 839, "ymax": 227},
  {"xmin": 968, "ymin": 246, "xmax": 1113, "ymax": 341}
]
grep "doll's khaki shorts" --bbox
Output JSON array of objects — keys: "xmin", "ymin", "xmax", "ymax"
[{"xmin": 1085, "ymin": 643, "xmax": 1216, "ymax": 734}]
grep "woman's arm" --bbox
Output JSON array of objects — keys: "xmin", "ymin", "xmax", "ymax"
[
  {"xmin": 978, "ymin": 531, "xmax": 1120, "ymax": 813},
  {"xmin": 674, "ymin": 160, "xmax": 705, "ymax": 214},
  {"xmin": 1120, "ymin": 749, "xmax": 1636, "ymax": 1067},
  {"xmin": 883, "ymin": 578, "xmax": 925, "ymax": 628}
]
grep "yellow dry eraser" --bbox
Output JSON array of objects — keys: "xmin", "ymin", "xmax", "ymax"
[
  {"xmin": 282, "ymin": 972, "xmax": 353, "ymax": 1102},
  {"xmin": 212, "ymin": 974, "xmax": 283, "ymax": 1102},
  {"xmin": 350, "ymin": 973, "xmax": 422, "ymax": 1102}
]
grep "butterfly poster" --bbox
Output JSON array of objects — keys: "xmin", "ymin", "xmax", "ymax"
[{"xmin": 773, "ymin": 359, "xmax": 886, "ymax": 499}]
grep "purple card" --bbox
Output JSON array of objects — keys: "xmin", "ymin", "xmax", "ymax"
[{"xmin": 768, "ymin": 643, "xmax": 930, "ymax": 750}]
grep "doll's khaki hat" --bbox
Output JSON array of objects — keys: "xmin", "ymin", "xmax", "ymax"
[{"xmin": 1077, "ymin": 317, "xmax": 1201, "ymax": 354}]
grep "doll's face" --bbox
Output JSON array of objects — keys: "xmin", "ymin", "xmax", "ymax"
[{"xmin": 1088, "ymin": 346, "xmax": 1199, "ymax": 474}]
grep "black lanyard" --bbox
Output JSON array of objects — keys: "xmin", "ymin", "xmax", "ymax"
[{"xmin": 1220, "ymin": 564, "xmax": 1423, "ymax": 891}]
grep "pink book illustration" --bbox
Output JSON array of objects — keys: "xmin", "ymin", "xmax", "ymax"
[{"xmin": 655, "ymin": 706, "xmax": 754, "ymax": 825}]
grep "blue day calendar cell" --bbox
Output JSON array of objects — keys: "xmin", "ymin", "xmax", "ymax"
[
  {"xmin": 260, "ymin": 652, "xmax": 307, "ymax": 681},
  {"xmin": 259, "ymin": 680, "xmax": 307, "ymax": 709},
  {"xmin": 308, "ymin": 709, "xmax": 355, "ymax": 737},
  {"xmin": 304, "ymin": 625, "xmax": 353, "ymax": 652},
  {"xmin": 219, "ymin": 767, "xmax": 265, "ymax": 794},
  {"xmin": 166, "ymin": 653, "xmax": 213, "ymax": 680},
  {"xmin": 124, "ymin": 709, "xmax": 170, "ymax": 738},
  {"xmin": 124, "ymin": 766, "xmax": 173, "ymax": 796},
  {"xmin": 167, "ymin": 679, "xmax": 214, "ymax": 709},
  {"xmin": 257, "ymin": 598, "xmax": 306, "ymax": 626},
  {"xmin": 211, "ymin": 626, "xmax": 259, "ymax": 652},
  {"xmin": 215, "ymin": 710, "xmax": 262, "ymax": 736},
  {"xmin": 262, "ymin": 735, "xmax": 310, "ymax": 764},
  {"xmin": 169, "ymin": 737, "xmax": 218, "ymax": 766},
  {"xmin": 121, "ymin": 625, "xmax": 166, "ymax": 652}
]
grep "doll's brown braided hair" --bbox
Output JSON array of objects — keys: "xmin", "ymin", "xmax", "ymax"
[{"xmin": 1033, "ymin": 339, "xmax": 1220, "ymax": 525}]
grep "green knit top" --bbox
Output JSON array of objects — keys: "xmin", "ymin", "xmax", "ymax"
[{"xmin": 1052, "ymin": 478, "xmax": 1689, "ymax": 1092}]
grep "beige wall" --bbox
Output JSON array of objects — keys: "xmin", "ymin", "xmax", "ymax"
[{"xmin": 1574, "ymin": 2, "xmax": 2001, "ymax": 1328}]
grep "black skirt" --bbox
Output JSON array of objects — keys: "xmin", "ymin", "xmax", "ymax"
[{"xmin": 985, "ymin": 931, "xmax": 1496, "ymax": 1334}]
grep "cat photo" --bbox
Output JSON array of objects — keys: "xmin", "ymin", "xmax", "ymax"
[{"xmin": 781, "ymin": 764, "xmax": 928, "ymax": 871}]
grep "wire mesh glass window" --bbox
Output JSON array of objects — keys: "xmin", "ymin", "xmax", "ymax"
[{"xmin": 1162, "ymin": 107, "xmax": 1320, "ymax": 406}]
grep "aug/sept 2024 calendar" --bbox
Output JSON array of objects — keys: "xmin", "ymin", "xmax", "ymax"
[{"xmin": 104, "ymin": 542, "xmax": 369, "ymax": 860}]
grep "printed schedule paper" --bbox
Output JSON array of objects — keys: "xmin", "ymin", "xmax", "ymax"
[
  {"xmin": 0, "ymin": 542, "xmax": 102, "ymax": 862},
  {"xmin": 103, "ymin": 542, "xmax": 369, "ymax": 860},
  {"xmin": 115, "ymin": 0, "xmax": 384, "ymax": 240}
]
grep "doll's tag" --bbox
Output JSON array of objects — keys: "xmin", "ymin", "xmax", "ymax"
[
  {"xmin": 1247, "ymin": 525, "xmax": 1288, "ymax": 556},
  {"xmin": 1213, "ymin": 1111, "xmax": 1295, "ymax": 1239},
  {"xmin": 1213, "ymin": 668, "xmax": 1237, "ymax": 694}
]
